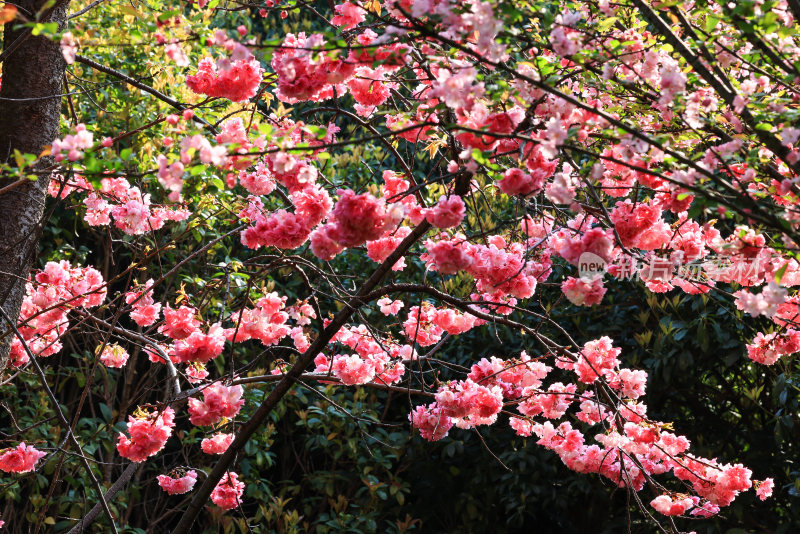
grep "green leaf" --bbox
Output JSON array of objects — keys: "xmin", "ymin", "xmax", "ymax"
[
  {"xmin": 209, "ymin": 177, "xmax": 225, "ymax": 191},
  {"xmin": 706, "ymin": 15, "xmax": 720, "ymax": 33},
  {"xmin": 774, "ymin": 262, "xmax": 789, "ymax": 284},
  {"xmin": 157, "ymin": 9, "xmax": 180, "ymax": 21},
  {"xmin": 30, "ymin": 22, "xmax": 58, "ymax": 37},
  {"xmin": 99, "ymin": 403, "xmax": 112, "ymax": 423}
]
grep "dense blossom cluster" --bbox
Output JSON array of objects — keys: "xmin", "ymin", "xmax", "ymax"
[
  {"xmin": 186, "ymin": 34, "xmax": 263, "ymax": 102},
  {"xmin": 52, "ymin": 123, "xmax": 93, "ymax": 162},
  {"xmin": 210, "ymin": 472, "xmax": 245, "ymax": 510},
  {"xmin": 187, "ymin": 383, "xmax": 245, "ymax": 426},
  {"xmin": 14, "ymin": 0, "xmax": 800, "ymax": 526},
  {"xmin": 0, "ymin": 443, "xmax": 46, "ymax": 474},
  {"xmin": 117, "ymin": 407, "xmax": 176, "ymax": 462},
  {"xmin": 125, "ymin": 279, "xmax": 162, "ymax": 328},
  {"xmin": 409, "ymin": 337, "xmax": 771, "ymax": 517},
  {"xmin": 201, "ymin": 433, "xmax": 234, "ymax": 455},
  {"xmin": 157, "ymin": 470, "xmax": 197, "ymax": 495},
  {"xmin": 10, "ymin": 261, "xmax": 106, "ymax": 367},
  {"xmin": 98, "ymin": 343, "xmax": 130, "ymax": 368},
  {"xmin": 76, "ymin": 177, "xmax": 190, "ymax": 235}
]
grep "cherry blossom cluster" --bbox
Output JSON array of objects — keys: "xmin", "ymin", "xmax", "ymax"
[
  {"xmin": 52, "ymin": 123, "xmax": 94, "ymax": 162},
  {"xmin": 157, "ymin": 470, "xmax": 197, "ymax": 495},
  {"xmin": 210, "ymin": 472, "xmax": 244, "ymax": 510},
  {"xmin": 29, "ymin": 0, "xmax": 800, "ymax": 526},
  {"xmin": 270, "ymin": 29, "xmax": 408, "ymax": 112},
  {"xmin": 117, "ymin": 407, "xmax": 176, "ymax": 462},
  {"xmin": 308, "ymin": 322, "xmax": 415, "ymax": 386},
  {"xmin": 78, "ymin": 177, "xmax": 190, "ymax": 235},
  {"xmin": 409, "ymin": 337, "xmax": 770, "ymax": 518},
  {"xmin": 186, "ymin": 32, "xmax": 263, "ymax": 103},
  {"xmin": 0, "ymin": 443, "xmax": 46, "ymax": 474},
  {"xmin": 187, "ymin": 383, "xmax": 244, "ymax": 426},
  {"xmin": 10, "ymin": 261, "xmax": 106, "ymax": 367}
]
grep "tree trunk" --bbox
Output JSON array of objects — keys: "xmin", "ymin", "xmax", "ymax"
[{"xmin": 0, "ymin": 0, "xmax": 69, "ymax": 371}]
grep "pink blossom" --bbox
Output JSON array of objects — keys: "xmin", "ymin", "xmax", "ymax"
[
  {"xmin": 377, "ymin": 298, "xmax": 404, "ymax": 315},
  {"xmin": 348, "ymin": 67, "xmax": 391, "ymax": 110},
  {"xmin": 60, "ymin": 32, "xmax": 77, "ymax": 64},
  {"xmin": 518, "ymin": 382, "xmax": 577, "ymax": 419},
  {"xmin": 187, "ymin": 383, "xmax": 245, "ymax": 426},
  {"xmin": 545, "ymin": 168, "xmax": 577, "ymax": 204},
  {"xmin": 271, "ymin": 33, "xmax": 355, "ymax": 103},
  {"xmin": 510, "ymin": 416, "xmax": 535, "ymax": 437},
  {"xmin": 550, "ymin": 11, "xmax": 582, "ymax": 57},
  {"xmin": 498, "ymin": 168, "xmax": 545, "ymax": 197},
  {"xmin": 432, "ymin": 307, "xmax": 478, "ymax": 335},
  {"xmin": 0, "ymin": 443, "xmax": 46, "ymax": 473},
  {"xmin": 125, "ymin": 279, "xmax": 161, "ymax": 327},
  {"xmin": 745, "ymin": 330, "xmax": 800, "ymax": 365},
  {"xmin": 117, "ymin": 407, "xmax": 175, "ymax": 462},
  {"xmin": 550, "ymin": 225, "xmax": 616, "ymax": 266},
  {"xmin": 183, "ymin": 363, "xmax": 208, "ymax": 384},
  {"xmin": 734, "ymin": 282, "xmax": 788, "ymax": 318},
  {"xmin": 165, "ymin": 42, "xmax": 189, "ymax": 66},
  {"xmin": 425, "ymin": 195, "xmax": 466, "ymax": 229},
  {"xmin": 609, "ymin": 200, "xmax": 663, "ymax": 249},
  {"xmin": 171, "ymin": 324, "xmax": 226, "ymax": 363},
  {"xmin": 47, "ymin": 173, "xmax": 92, "ymax": 199},
  {"xmin": 434, "ymin": 379, "xmax": 503, "ymax": 425},
  {"xmin": 409, "ymin": 403, "xmax": 453, "ymax": 441},
  {"xmin": 292, "ymin": 185, "xmax": 333, "ymax": 227},
  {"xmin": 211, "ymin": 472, "xmax": 245, "ymax": 510},
  {"xmin": 659, "ymin": 58, "xmax": 686, "ymax": 104},
  {"xmin": 650, "ymin": 494, "xmax": 694, "ymax": 516},
  {"xmin": 574, "ymin": 336, "xmax": 621, "ymax": 384},
  {"xmin": 52, "ymin": 123, "xmax": 93, "ymax": 162},
  {"xmin": 324, "ymin": 189, "xmax": 400, "ymax": 248},
  {"xmin": 187, "ymin": 53, "xmax": 263, "ymax": 103},
  {"xmin": 366, "ymin": 226, "xmax": 411, "ymax": 270},
  {"xmin": 310, "ymin": 224, "xmax": 345, "ymax": 260},
  {"xmin": 613, "ymin": 368, "xmax": 648, "ymax": 399},
  {"xmin": 429, "ymin": 60, "xmax": 485, "ymax": 111},
  {"xmin": 238, "ymin": 160, "xmax": 275, "ymax": 195},
  {"xmin": 201, "ymin": 433, "xmax": 234, "ymax": 454},
  {"xmin": 240, "ymin": 209, "xmax": 312, "ymax": 250},
  {"xmin": 98, "ymin": 344, "xmax": 130, "ymax": 368},
  {"xmin": 159, "ymin": 306, "xmax": 201, "ymax": 340},
  {"xmin": 403, "ymin": 304, "xmax": 445, "ymax": 346},
  {"xmin": 226, "ymin": 294, "xmax": 291, "ymax": 346},
  {"xmin": 423, "ymin": 234, "xmax": 474, "ymax": 274},
  {"xmin": 330, "ymin": 2, "xmax": 365, "ymax": 30},
  {"xmin": 756, "ymin": 478, "xmax": 774, "ymax": 500},
  {"xmin": 561, "ymin": 277, "xmax": 606, "ymax": 306},
  {"xmin": 464, "ymin": 238, "xmax": 541, "ymax": 298},
  {"xmin": 332, "ymin": 354, "xmax": 376, "ymax": 385},
  {"xmin": 157, "ymin": 470, "xmax": 197, "ymax": 495}
]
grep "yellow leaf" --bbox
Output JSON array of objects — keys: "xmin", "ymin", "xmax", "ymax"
[
  {"xmin": 424, "ymin": 138, "xmax": 446, "ymax": 158},
  {"xmin": 12, "ymin": 149, "xmax": 25, "ymax": 168},
  {"xmin": 365, "ymin": 0, "xmax": 381, "ymax": 15}
]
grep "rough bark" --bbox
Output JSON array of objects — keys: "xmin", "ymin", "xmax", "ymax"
[{"xmin": 0, "ymin": 0, "xmax": 69, "ymax": 371}]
